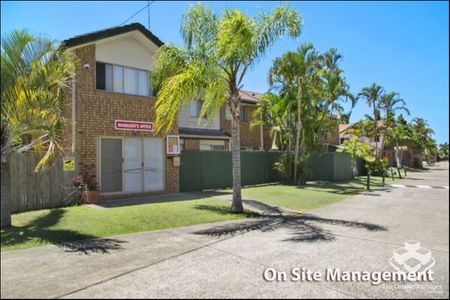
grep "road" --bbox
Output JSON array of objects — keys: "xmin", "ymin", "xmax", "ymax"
[{"xmin": 1, "ymin": 163, "xmax": 448, "ymax": 298}]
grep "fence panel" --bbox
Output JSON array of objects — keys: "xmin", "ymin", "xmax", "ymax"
[
  {"xmin": 307, "ymin": 152, "xmax": 353, "ymax": 181},
  {"xmin": 180, "ymin": 150, "xmax": 281, "ymax": 192},
  {"xmin": 9, "ymin": 153, "xmax": 66, "ymax": 213}
]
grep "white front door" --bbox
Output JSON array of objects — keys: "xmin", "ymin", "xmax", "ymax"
[
  {"xmin": 123, "ymin": 138, "xmax": 142, "ymax": 192},
  {"xmin": 144, "ymin": 138, "xmax": 164, "ymax": 191}
]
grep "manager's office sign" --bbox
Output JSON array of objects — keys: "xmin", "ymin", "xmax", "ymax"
[{"xmin": 114, "ymin": 120, "xmax": 154, "ymax": 132}]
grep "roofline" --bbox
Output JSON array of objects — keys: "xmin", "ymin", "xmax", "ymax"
[{"xmin": 60, "ymin": 23, "xmax": 164, "ymax": 50}]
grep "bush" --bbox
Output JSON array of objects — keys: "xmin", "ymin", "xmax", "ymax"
[
  {"xmin": 366, "ymin": 158, "xmax": 388, "ymax": 176},
  {"xmin": 70, "ymin": 172, "xmax": 98, "ymax": 192}
]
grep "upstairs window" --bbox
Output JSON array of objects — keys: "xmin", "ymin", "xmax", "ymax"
[
  {"xmin": 96, "ymin": 62, "xmax": 151, "ymax": 96},
  {"xmin": 225, "ymin": 106, "xmax": 247, "ymax": 121},
  {"xmin": 240, "ymin": 107, "xmax": 247, "ymax": 122},
  {"xmin": 189, "ymin": 100, "xmax": 207, "ymax": 118}
]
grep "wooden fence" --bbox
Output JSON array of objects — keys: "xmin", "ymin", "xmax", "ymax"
[{"xmin": 9, "ymin": 153, "xmax": 69, "ymax": 213}]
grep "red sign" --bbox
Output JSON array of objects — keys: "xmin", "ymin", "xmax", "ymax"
[{"xmin": 114, "ymin": 120, "xmax": 154, "ymax": 132}]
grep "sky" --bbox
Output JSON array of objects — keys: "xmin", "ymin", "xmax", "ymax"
[{"xmin": 1, "ymin": 1, "xmax": 449, "ymax": 144}]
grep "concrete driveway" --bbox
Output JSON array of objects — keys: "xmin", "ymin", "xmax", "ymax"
[{"xmin": 1, "ymin": 164, "xmax": 448, "ymax": 298}]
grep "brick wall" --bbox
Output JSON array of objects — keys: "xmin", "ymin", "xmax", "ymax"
[
  {"xmin": 64, "ymin": 44, "xmax": 179, "ymax": 194},
  {"xmin": 220, "ymin": 105, "xmax": 271, "ymax": 150},
  {"xmin": 182, "ymin": 139, "xmax": 200, "ymax": 150},
  {"xmin": 323, "ymin": 122, "xmax": 340, "ymax": 146}
]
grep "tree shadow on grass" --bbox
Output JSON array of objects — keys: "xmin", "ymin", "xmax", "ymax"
[
  {"xmin": 304, "ymin": 177, "xmax": 386, "ymax": 196},
  {"xmin": 98, "ymin": 191, "xmax": 232, "ymax": 208},
  {"xmin": 193, "ymin": 200, "xmax": 387, "ymax": 243},
  {"xmin": 1, "ymin": 209, "xmax": 126, "ymax": 254},
  {"xmin": 193, "ymin": 205, "xmax": 260, "ymax": 218}
]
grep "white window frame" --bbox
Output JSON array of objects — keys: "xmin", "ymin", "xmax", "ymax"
[
  {"xmin": 189, "ymin": 100, "xmax": 207, "ymax": 119},
  {"xmin": 166, "ymin": 135, "xmax": 181, "ymax": 155},
  {"xmin": 96, "ymin": 61, "xmax": 151, "ymax": 96}
]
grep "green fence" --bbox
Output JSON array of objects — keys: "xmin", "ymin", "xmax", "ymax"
[
  {"xmin": 179, "ymin": 150, "xmax": 281, "ymax": 192},
  {"xmin": 306, "ymin": 152, "xmax": 353, "ymax": 181},
  {"xmin": 180, "ymin": 150, "xmax": 354, "ymax": 192}
]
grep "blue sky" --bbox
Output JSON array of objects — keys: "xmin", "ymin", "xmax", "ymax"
[{"xmin": 1, "ymin": 1, "xmax": 448, "ymax": 143}]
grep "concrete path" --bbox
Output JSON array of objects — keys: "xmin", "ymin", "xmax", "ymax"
[{"xmin": 1, "ymin": 165, "xmax": 448, "ymax": 298}]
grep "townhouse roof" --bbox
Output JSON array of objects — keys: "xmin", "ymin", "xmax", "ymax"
[
  {"xmin": 61, "ymin": 23, "xmax": 164, "ymax": 49},
  {"xmin": 178, "ymin": 128, "xmax": 231, "ymax": 140},
  {"xmin": 239, "ymin": 90, "xmax": 263, "ymax": 104},
  {"xmin": 339, "ymin": 124, "xmax": 354, "ymax": 134}
]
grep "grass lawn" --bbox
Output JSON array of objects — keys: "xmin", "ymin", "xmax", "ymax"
[
  {"xmin": 1, "ymin": 197, "xmax": 257, "ymax": 251},
  {"xmin": 220, "ymin": 176, "xmax": 398, "ymax": 212}
]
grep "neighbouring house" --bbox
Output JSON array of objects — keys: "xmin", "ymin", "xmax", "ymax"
[
  {"xmin": 179, "ymin": 90, "xmax": 272, "ymax": 151},
  {"xmin": 339, "ymin": 123, "xmax": 417, "ymax": 167}
]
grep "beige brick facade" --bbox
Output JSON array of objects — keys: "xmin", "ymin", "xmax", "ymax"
[
  {"xmin": 63, "ymin": 44, "xmax": 179, "ymax": 196},
  {"xmin": 182, "ymin": 139, "xmax": 200, "ymax": 150},
  {"xmin": 220, "ymin": 105, "xmax": 271, "ymax": 150}
]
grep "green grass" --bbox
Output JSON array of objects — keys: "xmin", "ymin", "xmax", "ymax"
[
  {"xmin": 220, "ymin": 176, "xmax": 396, "ymax": 212},
  {"xmin": 1, "ymin": 197, "xmax": 257, "ymax": 251},
  {"xmin": 1, "ymin": 175, "xmax": 403, "ymax": 251}
]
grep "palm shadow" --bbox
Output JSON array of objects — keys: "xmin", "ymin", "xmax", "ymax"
[
  {"xmin": 1, "ymin": 209, "xmax": 126, "ymax": 254},
  {"xmin": 193, "ymin": 200, "xmax": 387, "ymax": 243},
  {"xmin": 98, "ymin": 191, "xmax": 232, "ymax": 208}
]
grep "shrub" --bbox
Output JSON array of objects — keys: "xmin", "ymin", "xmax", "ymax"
[{"xmin": 70, "ymin": 172, "xmax": 98, "ymax": 192}]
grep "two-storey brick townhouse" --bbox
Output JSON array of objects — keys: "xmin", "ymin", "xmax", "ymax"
[
  {"xmin": 179, "ymin": 90, "xmax": 272, "ymax": 151},
  {"xmin": 61, "ymin": 23, "xmax": 180, "ymax": 198}
]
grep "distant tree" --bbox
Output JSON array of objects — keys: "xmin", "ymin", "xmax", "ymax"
[
  {"xmin": 438, "ymin": 142, "xmax": 449, "ymax": 161},
  {"xmin": 357, "ymin": 83, "xmax": 385, "ymax": 157},
  {"xmin": 409, "ymin": 118, "xmax": 435, "ymax": 167},
  {"xmin": 337, "ymin": 136, "xmax": 374, "ymax": 178}
]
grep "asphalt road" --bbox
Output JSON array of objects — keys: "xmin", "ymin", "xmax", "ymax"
[{"xmin": 1, "ymin": 163, "xmax": 448, "ymax": 298}]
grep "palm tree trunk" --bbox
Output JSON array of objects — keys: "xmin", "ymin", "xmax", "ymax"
[
  {"xmin": 294, "ymin": 86, "xmax": 302, "ymax": 182},
  {"xmin": 231, "ymin": 107, "xmax": 243, "ymax": 213},
  {"xmin": 288, "ymin": 134, "xmax": 292, "ymax": 178},
  {"xmin": 1, "ymin": 160, "xmax": 12, "ymax": 228},
  {"xmin": 395, "ymin": 140, "xmax": 402, "ymax": 169},
  {"xmin": 351, "ymin": 158, "xmax": 357, "ymax": 178},
  {"xmin": 373, "ymin": 103, "xmax": 379, "ymax": 158}
]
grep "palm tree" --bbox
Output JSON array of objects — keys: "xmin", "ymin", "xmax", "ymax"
[
  {"xmin": 357, "ymin": 83, "xmax": 385, "ymax": 157},
  {"xmin": 269, "ymin": 43, "xmax": 320, "ymax": 183},
  {"xmin": 410, "ymin": 118, "xmax": 435, "ymax": 166},
  {"xmin": 1, "ymin": 30, "xmax": 76, "ymax": 227},
  {"xmin": 380, "ymin": 92, "xmax": 410, "ymax": 117},
  {"xmin": 379, "ymin": 92, "xmax": 409, "ymax": 163},
  {"xmin": 337, "ymin": 136, "xmax": 375, "ymax": 182},
  {"xmin": 151, "ymin": 4, "xmax": 302, "ymax": 213},
  {"xmin": 438, "ymin": 142, "xmax": 449, "ymax": 161}
]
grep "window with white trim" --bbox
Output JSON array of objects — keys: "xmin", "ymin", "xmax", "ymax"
[
  {"xmin": 225, "ymin": 106, "xmax": 246, "ymax": 121},
  {"xmin": 96, "ymin": 62, "xmax": 151, "ymax": 96},
  {"xmin": 189, "ymin": 100, "xmax": 207, "ymax": 118}
]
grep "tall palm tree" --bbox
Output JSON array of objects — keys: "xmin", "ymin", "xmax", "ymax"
[
  {"xmin": 1, "ymin": 30, "xmax": 76, "ymax": 227},
  {"xmin": 151, "ymin": 4, "xmax": 302, "ymax": 213},
  {"xmin": 410, "ymin": 117, "xmax": 435, "ymax": 166},
  {"xmin": 269, "ymin": 43, "xmax": 320, "ymax": 183},
  {"xmin": 380, "ymin": 92, "xmax": 410, "ymax": 117},
  {"xmin": 357, "ymin": 83, "xmax": 385, "ymax": 157},
  {"xmin": 379, "ymin": 91, "xmax": 409, "ymax": 157}
]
